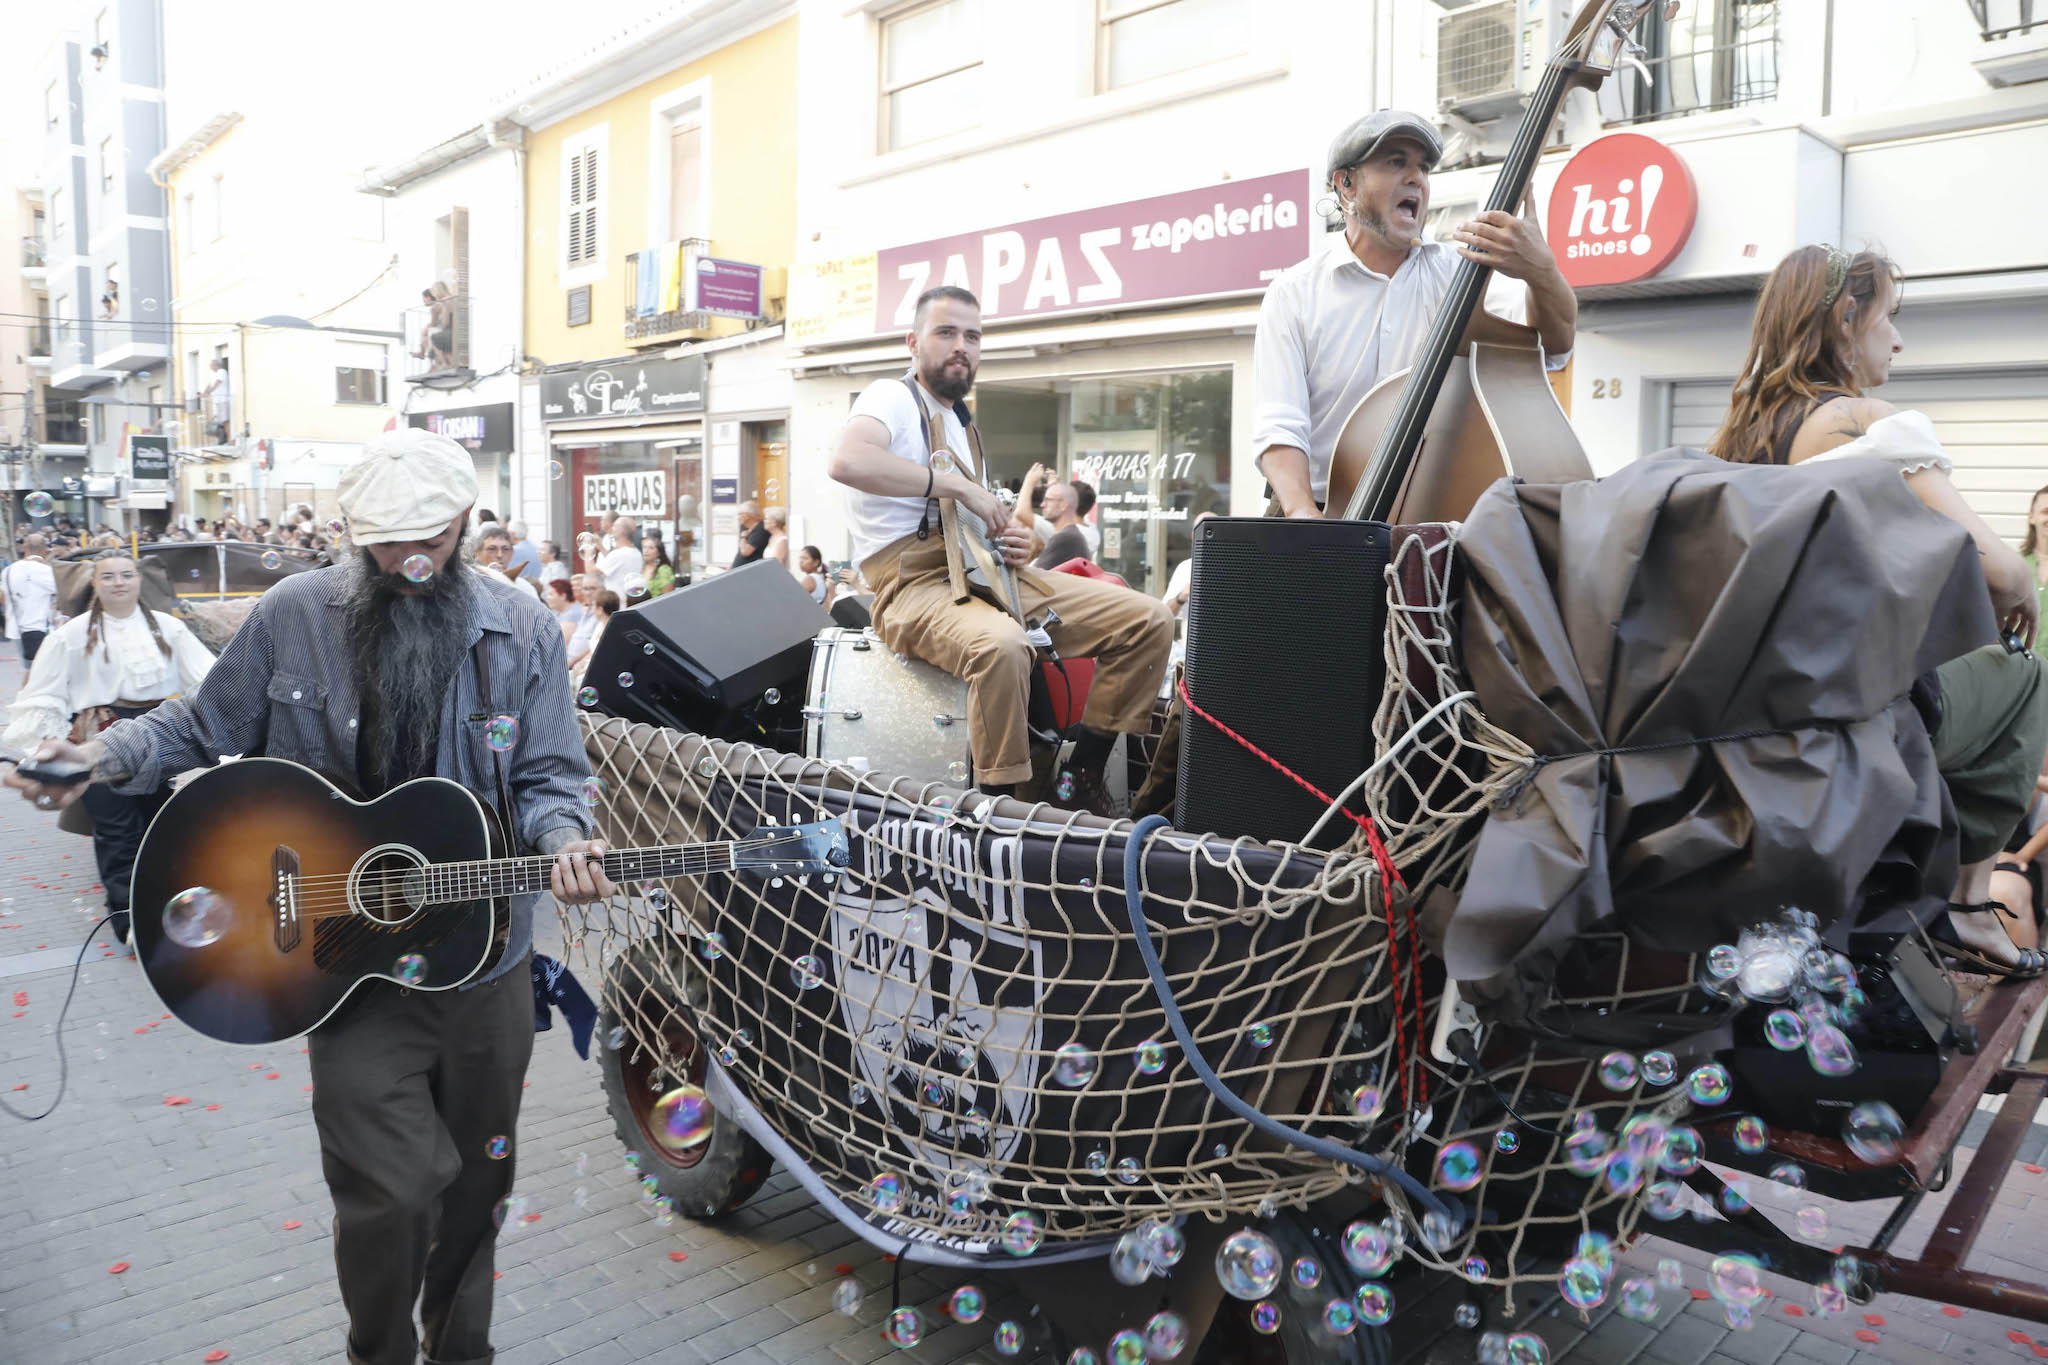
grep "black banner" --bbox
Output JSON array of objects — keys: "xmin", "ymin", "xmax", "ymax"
[
  {"xmin": 540, "ymin": 354, "xmax": 704, "ymax": 422},
  {"xmin": 408, "ymin": 403, "xmax": 515, "ymax": 453},
  {"xmin": 129, "ymin": 434, "xmax": 171, "ymax": 484}
]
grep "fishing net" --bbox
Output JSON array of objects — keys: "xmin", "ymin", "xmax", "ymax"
[{"xmin": 557, "ymin": 524, "xmax": 1662, "ymax": 1273}]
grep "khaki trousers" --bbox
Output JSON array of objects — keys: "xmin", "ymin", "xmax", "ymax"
[{"xmin": 865, "ymin": 534, "xmax": 1175, "ymax": 784}]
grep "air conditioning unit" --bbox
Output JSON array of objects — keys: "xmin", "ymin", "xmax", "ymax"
[{"xmin": 1436, "ymin": 0, "xmax": 1570, "ymax": 123}]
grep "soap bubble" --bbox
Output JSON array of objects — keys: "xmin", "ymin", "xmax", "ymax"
[
  {"xmin": 1732, "ymin": 1114, "xmax": 1768, "ymax": 1153},
  {"xmin": 616, "ymin": 672, "xmax": 635, "ymax": 689},
  {"xmin": 1132, "ymin": 1039, "xmax": 1168, "ymax": 1075},
  {"xmin": 1721, "ymin": 1179, "xmax": 1751, "ymax": 1213},
  {"xmin": 1686, "ymin": 1063, "xmax": 1731, "ymax": 1105},
  {"xmin": 23, "ymin": 492, "xmax": 52, "ymax": 517},
  {"xmin": 1352, "ymin": 1283, "xmax": 1393, "ymax": 1325},
  {"xmin": 1085, "ymin": 1149, "xmax": 1110, "ymax": 1175},
  {"xmin": 1657, "ymin": 1257, "xmax": 1684, "ymax": 1288},
  {"xmin": 548, "ymin": 460, "xmax": 565, "ymax": 480},
  {"xmin": 1844, "ymin": 1101, "xmax": 1904, "ymax": 1163},
  {"xmin": 1739, "ymin": 945, "xmax": 1797, "ymax": 1001},
  {"xmin": 484, "ymin": 715, "xmax": 519, "ymax": 751},
  {"xmin": 393, "ymin": 953, "xmax": 428, "ymax": 985},
  {"xmin": 1560, "ymin": 1257, "xmax": 1606, "ymax": 1308},
  {"xmin": 580, "ymin": 776, "xmax": 605, "ymax": 807},
  {"xmin": 1769, "ymin": 1160, "xmax": 1805, "ymax": 1188},
  {"xmin": 1110, "ymin": 1230, "xmax": 1154, "ymax": 1286},
  {"xmin": 1290, "ymin": 1256, "xmax": 1322, "ymax": 1291},
  {"xmin": 1323, "ymin": 1299, "xmax": 1357, "ymax": 1334},
  {"xmin": 1349, "ymin": 1084, "xmax": 1384, "ymax": 1120},
  {"xmin": 400, "ymin": 554, "xmax": 433, "ymax": 583},
  {"xmin": 790, "ymin": 954, "xmax": 825, "ymax": 989},
  {"xmin": 1808, "ymin": 1023, "xmax": 1858, "ymax": 1077},
  {"xmin": 1641, "ymin": 1050, "xmax": 1677, "ymax": 1085},
  {"xmin": 1245, "ymin": 1021, "xmax": 1275, "ymax": 1049},
  {"xmin": 1454, "ymin": 1303, "xmax": 1482, "ymax": 1329},
  {"xmin": 883, "ymin": 1306, "xmax": 922, "ymax": 1346},
  {"xmin": 1141, "ymin": 1220, "xmax": 1186, "ymax": 1269},
  {"xmin": 1814, "ymin": 1281, "xmax": 1848, "ymax": 1316},
  {"xmin": 1112, "ymin": 1157, "xmax": 1142, "ymax": 1185},
  {"xmin": 260, "ymin": 549, "xmax": 282, "ymax": 570},
  {"xmin": 1422, "ymin": 1209, "xmax": 1459, "ymax": 1252},
  {"xmin": 486, "ymin": 1135, "xmax": 509, "ymax": 1159},
  {"xmin": 577, "ymin": 686, "xmax": 599, "ymax": 707},
  {"xmin": 1505, "ymin": 1333, "xmax": 1549, "ymax": 1364},
  {"xmin": 1001, "ymin": 1210, "xmax": 1043, "ymax": 1255},
  {"xmin": 1463, "ymin": 1255, "xmax": 1490, "ymax": 1281},
  {"xmin": 1657, "ymin": 1126, "xmax": 1703, "ymax": 1175},
  {"xmin": 491, "ymin": 1193, "xmax": 528, "ymax": 1228},
  {"xmin": 1706, "ymin": 943, "xmax": 1741, "ymax": 978},
  {"xmin": 1765, "ymin": 1008, "xmax": 1807, "ymax": 1050},
  {"xmin": 1436, "ymin": 1140, "xmax": 1482, "ymax": 1190},
  {"xmin": 1106, "ymin": 1332, "xmax": 1144, "ymax": 1364},
  {"xmin": 1710, "ymin": 1253, "xmax": 1765, "ymax": 1308},
  {"xmin": 833, "ymin": 1279, "xmax": 860, "ymax": 1314},
  {"xmin": 1603, "ymin": 1149, "xmax": 1645, "ymax": 1196},
  {"xmin": 1644, "ymin": 1180, "xmax": 1686, "ymax": 1220},
  {"xmin": 1052, "ymin": 1042, "xmax": 1098, "ymax": 1087},
  {"xmin": 1797, "ymin": 1205, "xmax": 1828, "ymax": 1240},
  {"xmin": 1215, "ymin": 1228, "xmax": 1281, "ymax": 1299},
  {"xmin": 1341, "ymin": 1220, "xmax": 1392, "ymax": 1276},
  {"xmin": 1494, "ymin": 1128, "xmax": 1519, "ymax": 1154},
  {"xmin": 1249, "ymin": 1301, "xmax": 1281, "ymax": 1334},
  {"xmin": 1597, "ymin": 1051, "xmax": 1638, "ymax": 1090},
  {"xmin": 698, "ymin": 932, "xmax": 725, "ymax": 960},
  {"xmin": 947, "ymin": 1284, "xmax": 985, "ymax": 1322},
  {"xmin": 162, "ymin": 887, "xmax": 231, "ymax": 949},
  {"xmin": 1143, "ymin": 1311, "xmax": 1187, "ymax": 1357},
  {"xmin": 865, "ymin": 1172, "xmax": 905, "ymax": 1213},
  {"xmin": 1477, "ymin": 1332, "xmax": 1510, "ymax": 1364},
  {"xmin": 1565, "ymin": 1126, "xmax": 1610, "ymax": 1175},
  {"xmin": 652, "ymin": 1084, "xmax": 713, "ymax": 1152},
  {"xmin": 1619, "ymin": 1277, "xmax": 1658, "ymax": 1321}
]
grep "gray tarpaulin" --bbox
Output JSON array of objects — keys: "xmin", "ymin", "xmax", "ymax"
[{"xmin": 1444, "ymin": 450, "xmax": 1995, "ymax": 985}]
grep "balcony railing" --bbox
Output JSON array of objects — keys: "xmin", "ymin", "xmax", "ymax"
[
  {"xmin": 41, "ymin": 405, "xmax": 86, "ymax": 446},
  {"xmin": 402, "ymin": 294, "xmax": 471, "ymax": 381},
  {"xmin": 623, "ymin": 241, "xmax": 712, "ymax": 343},
  {"xmin": 1598, "ymin": 2, "xmax": 1780, "ymax": 126},
  {"xmin": 1972, "ymin": 0, "xmax": 2047, "ymax": 39},
  {"xmin": 21, "ymin": 235, "xmax": 47, "ymax": 268}
]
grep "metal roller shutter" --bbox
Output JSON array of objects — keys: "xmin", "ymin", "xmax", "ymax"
[{"xmin": 1664, "ymin": 368, "xmax": 2048, "ymax": 542}]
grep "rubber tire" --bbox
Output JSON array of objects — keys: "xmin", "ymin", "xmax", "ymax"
[{"xmin": 595, "ymin": 935, "xmax": 773, "ymax": 1219}]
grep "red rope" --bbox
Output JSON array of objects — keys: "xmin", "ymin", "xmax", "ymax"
[{"xmin": 1175, "ymin": 677, "xmax": 1425, "ymax": 1112}]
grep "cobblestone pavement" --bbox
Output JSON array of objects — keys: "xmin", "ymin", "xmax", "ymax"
[{"xmin": 7, "ymin": 642, "xmax": 2048, "ymax": 1365}]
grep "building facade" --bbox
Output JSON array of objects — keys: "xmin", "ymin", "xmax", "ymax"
[
  {"xmin": 361, "ymin": 124, "xmax": 530, "ymax": 535},
  {"xmin": 787, "ymin": 0, "xmax": 2048, "ymax": 592},
  {"xmin": 31, "ymin": 1, "xmax": 174, "ymax": 534},
  {"xmin": 149, "ymin": 102, "xmax": 405, "ymax": 532},
  {"xmin": 504, "ymin": 0, "xmax": 798, "ymax": 573}
]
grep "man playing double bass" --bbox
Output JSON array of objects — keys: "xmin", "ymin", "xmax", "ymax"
[{"xmin": 1254, "ymin": 111, "xmax": 1578, "ymax": 518}]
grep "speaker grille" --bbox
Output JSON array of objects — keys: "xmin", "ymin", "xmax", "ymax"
[{"xmin": 1177, "ymin": 518, "xmax": 1390, "ymax": 848}]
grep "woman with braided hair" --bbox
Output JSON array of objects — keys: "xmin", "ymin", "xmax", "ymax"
[
  {"xmin": 4, "ymin": 553, "xmax": 213, "ymax": 940},
  {"xmin": 1711, "ymin": 243, "xmax": 2048, "ymax": 975}
]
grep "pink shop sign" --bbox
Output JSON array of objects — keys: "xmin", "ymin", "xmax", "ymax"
[{"xmin": 875, "ymin": 169, "xmax": 1312, "ymax": 332}]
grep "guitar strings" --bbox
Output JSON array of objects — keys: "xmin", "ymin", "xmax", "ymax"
[{"xmin": 279, "ymin": 833, "xmax": 800, "ymax": 890}]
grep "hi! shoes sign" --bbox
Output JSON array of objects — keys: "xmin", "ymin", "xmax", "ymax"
[{"xmin": 1546, "ymin": 132, "xmax": 1697, "ymax": 288}]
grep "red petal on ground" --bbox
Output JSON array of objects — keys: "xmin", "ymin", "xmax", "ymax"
[
  {"xmin": 11, "ymin": 1011, "xmax": 23, "ymax": 1018},
  {"xmin": 834, "ymin": 1263, "xmax": 854, "ymax": 1275},
  {"xmin": 1689, "ymin": 1288, "xmax": 1709, "ymax": 1300},
  {"xmin": 134, "ymin": 1027, "xmax": 147, "ymax": 1034},
  {"xmin": 2035, "ymin": 1348, "xmax": 2048, "ymax": 1361},
  {"xmin": 248, "ymin": 1063, "xmax": 263, "ymax": 1070},
  {"xmin": 493, "ymin": 1271, "xmax": 502, "ymax": 1279},
  {"xmin": 163, "ymin": 1096, "xmax": 191, "ymax": 1105},
  {"xmin": 303, "ymin": 1085, "xmax": 314, "ymax": 1092},
  {"xmin": 2030, "ymin": 1164, "xmax": 2046, "ymax": 1174},
  {"xmin": 11, "ymin": 991, "xmax": 25, "ymax": 1006},
  {"xmin": 107, "ymin": 1262, "xmax": 129, "ymax": 1273},
  {"xmin": 1855, "ymin": 1331, "xmax": 1880, "ymax": 1344},
  {"xmin": 521, "ymin": 1213, "xmax": 540, "ymax": 1223},
  {"xmin": 883, "ymin": 1254, "xmax": 898, "ymax": 1263},
  {"xmin": 102, "ymin": 950, "xmax": 113, "ymax": 956},
  {"xmin": 264, "ymin": 1073, "xmax": 280, "ymax": 1080},
  {"xmin": 1864, "ymin": 1313, "xmax": 1886, "ymax": 1325},
  {"xmin": 2011, "ymin": 1330, "xmax": 2034, "ymax": 1344},
  {"xmin": 160, "ymin": 1014, "xmax": 169, "ymax": 1020},
  {"xmin": 1942, "ymin": 1305, "xmax": 1964, "ymax": 1317},
  {"xmin": 1783, "ymin": 1304, "xmax": 1805, "ymax": 1316},
  {"xmin": 10, "ymin": 1083, "xmax": 25, "ymax": 1090},
  {"xmin": 205, "ymin": 1352, "xmax": 229, "ymax": 1362},
  {"xmin": 204, "ymin": 1104, "xmax": 221, "ymax": 1111},
  {"xmin": 668, "ymin": 1251, "xmax": 688, "ymax": 1262},
  {"xmin": 282, "ymin": 1220, "xmax": 301, "ymax": 1230}
]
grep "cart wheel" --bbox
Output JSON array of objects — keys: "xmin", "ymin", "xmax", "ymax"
[
  {"xmin": 1193, "ymin": 1207, "xmax": 1392, "ymax": 1364},
  {"xmin": 596, "ymin": 936, "xmax": 772, "ymax": 1219}
]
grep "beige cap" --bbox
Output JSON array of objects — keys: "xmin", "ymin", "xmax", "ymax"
[{"xmin": 337, "ymin": 428, "xmax": 478, "ymax": 545}]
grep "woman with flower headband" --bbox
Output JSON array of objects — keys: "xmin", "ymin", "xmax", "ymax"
[
  {"xmin": 3, "ymin": 552, "xmax": 214, "ymax": 941},
  {"xmin": 1711, "ymin": 243, "xmax": 2048, "ymax": 975}
]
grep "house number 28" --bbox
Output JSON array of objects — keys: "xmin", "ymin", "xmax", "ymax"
[{"xmin": 1591, "ymin": 378, "xmax": 1624, "ymax": 399}]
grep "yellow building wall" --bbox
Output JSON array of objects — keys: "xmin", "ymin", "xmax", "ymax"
[{"xmin": 523, "ymin": 16, "xmax": 798, "ymax": 366}]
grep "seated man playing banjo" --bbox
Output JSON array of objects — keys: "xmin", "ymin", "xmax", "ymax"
[
  {"xmin": 1254, "ymin": 110, "xmax": 1579, "ymax": 518},
  {"xmin": 828, "ymin": 285, "xmax": 1174, "ymax": 812}
]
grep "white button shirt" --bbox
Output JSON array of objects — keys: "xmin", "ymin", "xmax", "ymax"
[{"xmin": 1251, "ymin": 240, "xmax": 1572, "ymax": 503}]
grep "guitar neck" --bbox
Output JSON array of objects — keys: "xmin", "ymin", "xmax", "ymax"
[
  {"xmin": 1343, "ymin": 56, "xmax": 1576, "ymax": 523},
  {"xmin": 420, "ymin": 843, "xmax": 735, "ymax": 904}
]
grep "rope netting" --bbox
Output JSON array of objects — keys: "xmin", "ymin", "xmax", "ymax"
[{"xmin": 557, "ymin": 522, "xmax": 1710, "ymax": 1284}]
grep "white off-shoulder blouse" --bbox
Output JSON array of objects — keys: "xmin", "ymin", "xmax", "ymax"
[{"xmin": 1800, "ymin": 409, "xmax": 1954, "ymax": 477}]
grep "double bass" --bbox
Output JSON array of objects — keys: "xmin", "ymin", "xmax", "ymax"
[{"xmin": 1324, "ymin": 0, "xmax": 1674, "ymax": 524}]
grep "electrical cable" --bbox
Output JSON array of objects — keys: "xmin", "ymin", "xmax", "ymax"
[
  {"xmin": 1117, "ymin": 814, "xmax": 1463, "ymax": 1228},
  {"xmin": 0, "ymin": 913, "xmax": 115, "ymax": 1123}
]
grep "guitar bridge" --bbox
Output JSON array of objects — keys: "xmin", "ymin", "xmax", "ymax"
[{"xmin": 272, "ymin": 845, "xmax": 302, "ymax": 953}]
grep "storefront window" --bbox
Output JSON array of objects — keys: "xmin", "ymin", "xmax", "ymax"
[{"xmin": 1067, "ymin": 369, "xmax": 1230, "ymax": 597}]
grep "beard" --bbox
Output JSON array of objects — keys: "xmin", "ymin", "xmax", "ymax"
[
  {"xmin": 921, "ymin": 356, "xmax": 976, "ymax": 402},
  {"xmin": 346, "ymin": 549, "xmax": 473, "ymax": 788}
]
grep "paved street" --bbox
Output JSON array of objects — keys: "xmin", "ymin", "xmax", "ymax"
[{"xmin": 9, "ymin": 642, "xmax": 2048, "ymax": 1365}]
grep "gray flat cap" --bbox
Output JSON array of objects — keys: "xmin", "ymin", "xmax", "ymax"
[{"xmin": 1327, "ymin": 110, "xmax": 1443, "ymax": 178}]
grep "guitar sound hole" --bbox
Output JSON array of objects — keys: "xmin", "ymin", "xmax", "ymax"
[{"xmin": 355, "ymin": 850, "xmax": 428, "ymax": 926}]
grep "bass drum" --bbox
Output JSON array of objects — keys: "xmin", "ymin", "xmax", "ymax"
[{"xmin": 803, "ymin": 626, "xmax": 972, "ymax": 787}]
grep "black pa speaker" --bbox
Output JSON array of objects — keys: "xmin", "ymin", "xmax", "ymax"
[
  {"xmin": 585, "ymin": 561, "xmax": 831, "ymax": 737},
  {"xmin": 1177, "ymin": 517, "xmax": 1391, "ymax": 848}
]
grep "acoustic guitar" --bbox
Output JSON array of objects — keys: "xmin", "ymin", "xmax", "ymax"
[
  {"xmin": 129, "ymin": 757, "xmax": 848, "ymax": 1045},
  {"xmin": 1325, "ymin": 0, "xmax": 1670, "ymax": 524}
]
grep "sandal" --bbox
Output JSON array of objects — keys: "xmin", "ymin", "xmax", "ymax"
[{"xmin": 1930, "ymin": 900, "xmax": 2048, "ymax": 978}]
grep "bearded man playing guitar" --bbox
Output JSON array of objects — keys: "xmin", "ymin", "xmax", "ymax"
[
  {"xmin": 828, "ymin": 285, "xmax": 1173, "ymax": 811},
  {"xmin": 1254, "ymin": 110, "xmax": 1580, "ymax": 519},
  {"xmin": 7, "ymin": 429, "xmax": 617, "ymax": 1365}
]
